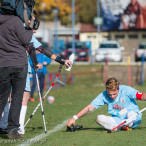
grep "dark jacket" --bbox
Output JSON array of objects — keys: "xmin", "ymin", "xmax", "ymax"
[{"xmin": 0, "ymin": 13, "xmax": 33, "ymax": 67}]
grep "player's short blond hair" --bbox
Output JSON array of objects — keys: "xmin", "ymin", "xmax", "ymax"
[{"xmin": 106, "ymin": 77, "xmax": 120, "ymax": 91}]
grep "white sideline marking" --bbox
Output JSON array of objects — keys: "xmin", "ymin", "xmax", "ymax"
[{"xmin": 17, "ymin": 120, "xmax": 68, "ymax": 146}]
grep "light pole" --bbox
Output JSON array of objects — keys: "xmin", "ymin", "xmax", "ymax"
[
  {"xmin": 41, "ymin": 3, "xmax": 46, "ymax": 42},
  {"xmin": 53, "ymin": 8, "xmax": 59, "ymax": 50},
  {"xmin": 72, "ymin": 0, "xmax": 75, "ymax": 55},
  {"xmin": 97, "ymin": 0, "xmax": 101, "ymax": 45}
]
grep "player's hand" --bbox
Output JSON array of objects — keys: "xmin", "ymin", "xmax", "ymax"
[
  {"xmin": 43, "ymin": 61, "xmax": 47, "ymax": 66},
  {"xmin": 36, "ymin": 63, "xmax": 43, "ymax": 70},
  {"xmin": 65, "ymin": 60, "xmax": 72, "ymax": 67},
  {"xmin": 66, "ymin": 117, "xmax": 76, "ymax": 127}
]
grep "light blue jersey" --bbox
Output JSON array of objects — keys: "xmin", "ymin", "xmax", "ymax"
[
  {"xmin": 30, "ymin": 35, "xmax": 42, "ymax": 48},
  {"xmin": 28, "ymin": 61, "xmax": 31, "ymax": 73},
  {"xmin": 91, "ymin": 85, "xmax": 142, "ymax": 123}
]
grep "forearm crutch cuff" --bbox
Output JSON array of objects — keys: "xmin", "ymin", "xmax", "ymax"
[{"xmin": 55, "ymin": 56, "xmax": 65, "ymax": 65}]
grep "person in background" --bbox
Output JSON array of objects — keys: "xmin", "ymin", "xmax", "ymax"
[
  {"xmin": 29, "ymin": 49, "xmax": 51, "ymax": 102},
  {"xmin": 122, "ymin": 0, "xmax": 144, "ymax": 29},
  {"xmin": 67, "ymin": 77, "xmax": 146, "ymax": 131}
]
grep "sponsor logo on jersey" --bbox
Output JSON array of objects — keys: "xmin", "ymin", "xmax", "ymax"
[{"xmin": 112, "ymin": 104, "xmax": 124, "ymax": 110}]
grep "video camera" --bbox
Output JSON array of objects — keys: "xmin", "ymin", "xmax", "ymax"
[
  {"xmin": 23, "ymin": 0, "xmax": 35, "ymax": 10},
  {"xmin": 33, "ymin": 18, "xmax": 40, "ymax": 30}
]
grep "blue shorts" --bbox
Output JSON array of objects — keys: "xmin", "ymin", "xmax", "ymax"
[
  {"xmin": 112, "ymin": 113, "xmax": 142, "ymax": 129},
  {"xmin": 25, "ymin": 73, "xmax": 31, "ymax": 92}
]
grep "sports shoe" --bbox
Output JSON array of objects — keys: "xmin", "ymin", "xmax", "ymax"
[
  {"xmin": 121, "ymin": 125, "xmax": 132, "ymax": 131},
  {"xmin": 18, "ymin": 128, "xmax": 25, "ymax": 135},
  {"xmin": 0, "ymin": 128, "xmax": 8, "ymax": 134},
  {"xmin": 8, "ymin": 129, "xmax": 24, "ymax": 139},
  {"xmin": 38, "ymin": 98, "xmax": 45, "ymax": 101},
  {"xmin": 29, "ymin": 98, "xmax": 35, "ymax": 102}
]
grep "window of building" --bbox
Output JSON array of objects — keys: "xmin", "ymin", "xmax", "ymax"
[
  {"xmin": 128, "ymin": 34, "xmax": 138, "ymax": 39},
  {"xmin": 102, "ymin": 35, "xmax": 111, "ymax": 40},
  {"xmin": 87, "ymin": 36, "xmax": 91, "ymax": 39},
  {"xmin": 142, "ymin": 34, "xmax": 146, "ymax": 38},
  {"xmin": 87, "ymin": 36, "xmax": 96, "ymax": 39},
  {"xmin": 115, "ymin": 35, "xmax": 125, "ymax": 39}
]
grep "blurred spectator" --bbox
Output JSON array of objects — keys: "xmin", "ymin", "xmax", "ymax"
[
  {"xmin": 122, "ymin": 0, "xmax": 144, "ymax": 29},
  {"xmin": 30, "ymin": 50, "xmax": 51, "ymax": 101},
  {"xmin": 139, "ymin": 0, "xmax": 146, "ymax": 28}
]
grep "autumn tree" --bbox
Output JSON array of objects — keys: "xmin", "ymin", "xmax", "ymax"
[
  {"xmin": 35, "ymin": 0, "xmax": 72, "ymax": 25},
  {"xmin": 75, "ymin": 0, "xmax": 97, "ymax": 24}
]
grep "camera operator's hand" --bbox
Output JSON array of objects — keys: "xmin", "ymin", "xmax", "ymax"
[
  {"xmin": 65, "ymin": 60, "xmax": 72, "ymax": 67},
  {"xmin": 36, "ymin": 63, "xmax": 43, "ymax": 70},
  {"xmin": 66, "ymin": 117, "xmax": 76, "ymax": 127}
]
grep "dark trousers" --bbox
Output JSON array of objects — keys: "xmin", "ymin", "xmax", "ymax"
[
  {"xmin": 31, "ymin": 72, "xmax": 45, "ymax": 98},
  {"xmin": 0, "ymin": 64, "xmax": 27, "ymax": 133}
]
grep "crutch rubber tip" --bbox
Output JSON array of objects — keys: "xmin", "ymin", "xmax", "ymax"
[
  {"xmin": 45, "ymin": 131, "xmax": 47, "ymax": 134},
  {"xmin": 107, "ymin": 130, "xmax": 112, "ymax": 133}
]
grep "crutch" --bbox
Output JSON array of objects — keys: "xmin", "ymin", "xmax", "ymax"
[
  {"xmin": 24, "ymin": 64, "xmax": 64, "ymax": 128},
  {"xmin": 35, "ymin": 68, "xmax": 47, "ymax": 133},
  {"xmin": 107, "ymin": 107, "xmax": 146, "ymax": 133}
]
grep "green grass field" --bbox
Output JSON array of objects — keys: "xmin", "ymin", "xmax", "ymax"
[{"xmin": 0, "ymin": 64, "xmax": 146, "ymax": 146}]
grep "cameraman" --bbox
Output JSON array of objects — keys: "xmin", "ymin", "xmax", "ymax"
[{"xmin": 0, "ymin": 10, "xmax": 33, "ymax": 139}]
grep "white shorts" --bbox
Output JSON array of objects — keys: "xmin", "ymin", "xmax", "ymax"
[
  {"xmin": 96, "ymin": 112, "xmax": 142, "ymax": 130},
  {"xmin": 25, "ymin": 73, "xmax": 31, "ymax": 92}
]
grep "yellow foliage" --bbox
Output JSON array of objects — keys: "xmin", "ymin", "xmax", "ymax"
[{"xmin": 35, "ymin": 0, "xmax": 71, "ymax": 15}]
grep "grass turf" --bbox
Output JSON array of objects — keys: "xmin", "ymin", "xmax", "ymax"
[{"xmin": 0, "ymin": 64, "xmax": 146, "ymax": 146}]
